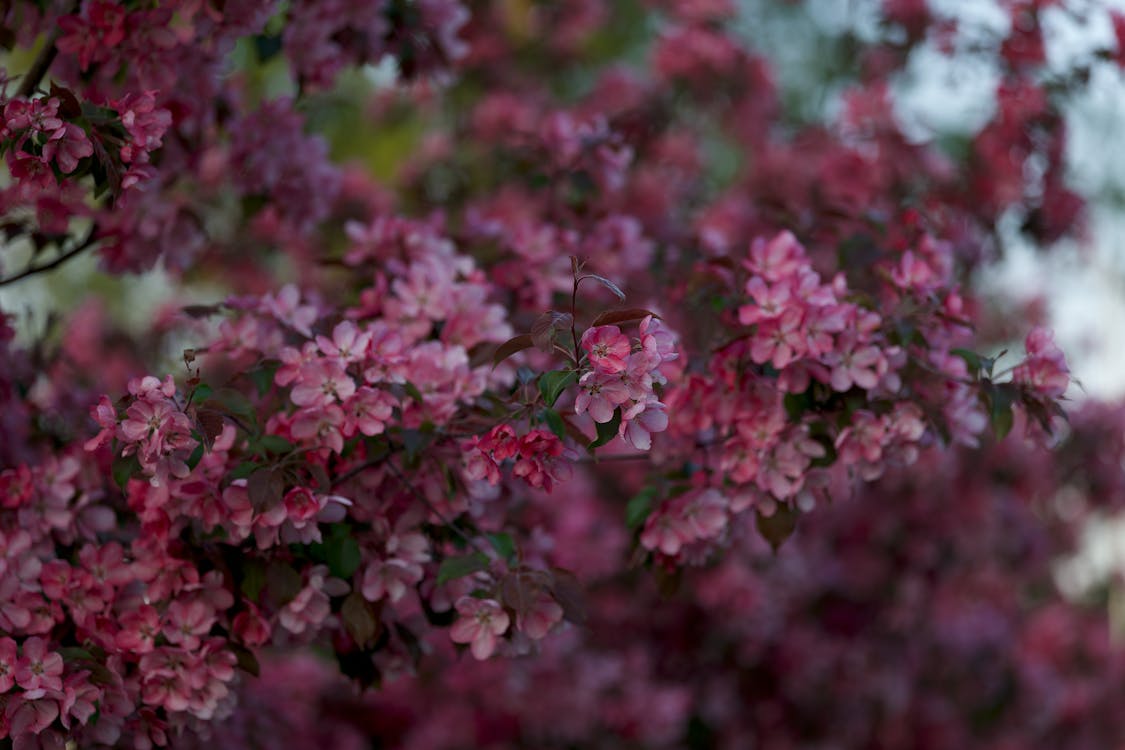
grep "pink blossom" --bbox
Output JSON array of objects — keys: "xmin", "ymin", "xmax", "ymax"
[
  {"xmin": 41, "ymin": 122, "xmax": 93, "ymax": 173},
  {"xmin": 116, "ymin": 605, "xmax": 161, "ymax": 654},
  {"xmin": 361, "ymin": 559, "xmax": 423, "ymax": 603},
  {"xmin": 6, "ymin": 694, "xmax": 60, "ymax": 738},
  {"xmin": 56, "ymin": 0, "xmax": 126, "ymax": 70},
  {"xmin": 290, "ymin": 360, "xmax": 356, "ymax": 407},
  {"xmin": 450, "ymin": 597, "xmax": 510, "ymax": 660},
  {"xmin": 0, "ymin": 637, "xmax": 17, "ymax": 692},
  {"xmin": 744, "ymin": 231, "xmax": 807, "ymax": 282},
  {"xmin": 163, "ymin": 599, "xmax": 217, "ymax": 650},
  {"xmin": 575, "ymin": 371, "xmax": 630, "ymax": 423},
  {"xmin": 619, "ymin": 352, "xmax": 656, "ymax": 400},
  {"xmin": 342, "ymin": 387, "xmax": 395, "ymax": 437},
  {"xmin": 826, "ymin": 341, "xmax": 883, "ymax": 391},
  {"xmin": 639, "ymin": 315, "xmax": 678, "ymax": 363},
  {"xmin": 83, "ymin": 396, "xmax": 118, "ymax": 452},
  {"xmin": 1013, "ymin": 327, "xmax": 1069, "ymax": 398},
  {"xmin": 15, "ymin": 637, "xmax": 64, "ymax": 696},
  {"xmin": 750, "ymin": 308, "xmax": 805, "ymax": 369},
  {"xmin": 232, "ymin": 605, "xmax": 271, "ymax": 647},
  {"xmin": 640, "ymin": 510, "xmax": 693, "ymax": 556},
  {"xmin": 620, "ymin": 399, "xmax": 669, "ymax": 450},
  {"xmin": 290, "ymin": 405, "xmax": 346, "ymax": 454},
  {"xmin": 316, "ymin": 320, "xmax": 371, "ymax": 363},
  {"xmin": 739, "ymin": 277, "xmax": 792, "ymax": 325},
  {"xmin": 581, "ymin": 325, "xmax": 632, "ymax": 374},
  {"xmin": 518, "ymin": 592, "xmax": 564, "ymax": 640},
  {"xmin": 260, "ymin": 285, "xmax": 317, "ymax": 337}
]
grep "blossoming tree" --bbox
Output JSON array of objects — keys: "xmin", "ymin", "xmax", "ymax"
[{"xmin": 0, "ymin": 0, "xmax": 1120, "ymax": 747}]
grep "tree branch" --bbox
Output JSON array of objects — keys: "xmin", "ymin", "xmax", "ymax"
[
  {"xmin": 0, "ymin": 225, "xmax": 99, "ymax": 288},
  {"xmin": 15, "ymin": 1, "xmax": 80, "ymax": 99}
]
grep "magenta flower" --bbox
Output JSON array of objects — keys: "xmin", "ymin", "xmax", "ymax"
[{"xmin": 42, "ymin": 122, "xmax": 93, "ymax": 173}]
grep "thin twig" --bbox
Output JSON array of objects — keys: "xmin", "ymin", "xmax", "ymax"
[
  {"xmin": 0, "ymin": 225, "xmax": 99, "ymax": 287},
  {"xmin": 384, "ymin": 460, "xmax": 491, "ymax": 556},
  {"xmin": 575, "ymin": 453, "xmax": 651, "ymax": 464},
  {"xmin": 330, "ymin": 453, "xmax": 391, "ymax": 489}
]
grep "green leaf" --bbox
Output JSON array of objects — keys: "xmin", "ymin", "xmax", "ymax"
[
  {"xmin": 486, "ymin": 532, "xmax": 517, "ymax": 563},
  {"xmin": 58, "ymin": 647, "xmax": 95, "ymax": 663},
  {"xmin": 401, "ymin": 429, "xmax": 430, "ymax": 467},
  {"xmin": 326, "ymin": 534, "xmax": 362, "ymax": 579},
  {"xmin": 588, "ymin": 408, "xmax": 622, "ymax": 450},
  {"xmin": 341, "ymin": 592, "xmax": 379, "ymax": 647},
  {"xmin": 538, "ymin": 370, "xmax": 577, "ymax": 408},
  {"xmin": 988, "ymin": 383, "xmax": 1016, "ymax": 440},
  {"xmin": 265, "ymin": 561, "xmax": 303, "ymax": 606},
  {"xmin": 248, "ymin": 360, "xmax": 280, "ymax": 397},
  {"xmin": 185, "ymin": 441, "xmax": 206, "ymax": 471},
  {"xmin": 241, "ymin": 559, "xmax": 266, "ymax": 601},
  {"xmin": 111, "ymin": 454, "xmax": 140, "ymax": 490},
  {"xmin": 189, "ymin": 383, "xmax": 213, "ymax": 405},
  {"xmin": 543, "ymin": 408, "xmax": 566, "ymax": 441},
  {"xmin": 626, "ymin": 488, "xmax": 657, "ymax": 530},
  {"xmin": 756, "ymin": 504, "xmax": 799, "ymax": 552},
  {"xmin": 951, "ymin": 348, "xmax": 983, "ymax": 374},
  {"xmin": 783, "ymin": 390, "xmax": 812, "ymax": 421},
  {"xmin": 213, "ymin": 388, "xmax": 256, "ymax": 420},
  {"xmin": 232, "ymin": 644, "xmax": 261, "ymax": 677},
  {"xmin": 258, "ymin": 434, "xmax": 294, "ymax": 454},
  {"xmin": 402, "ymin": 381, "xmax": 424, "ymax": 403},
  {"xmin": 229, "ymin": 461, "xmax": 258, "ymax": 480},
  {"xmin": 436, "ymin": 553, "xmax": 490, "ymax": 585}
]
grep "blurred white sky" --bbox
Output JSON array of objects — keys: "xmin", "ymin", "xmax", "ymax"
[{"xmin": 890, "ymin": 0, "xmax": 1125, "ymax": 400}]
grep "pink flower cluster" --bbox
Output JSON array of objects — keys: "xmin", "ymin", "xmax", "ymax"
[
  {"xmin": 1013, "ymin": 327, "xmax": 1070, "ymax": 399},
  {"xmin": 737, "ymin": 231, "xmax": 897, "ymax": 394},
  {"xmin": 464, "ymin": 425, "xmax": 572, "ymax": 492},
  {"xmin": 639, "ymin": 488, "xmax": 729, "ymax": 558},
  {"xmin": 2, "ymin": 96, "xmax": 92, "ymax": 180},
  {"xmin": 576, "ymin": 317, "xmax": 676, "ymax": 450},
  {"xmin": 97, "ymin": 375, "xmax": 197, "ymax": 487}
]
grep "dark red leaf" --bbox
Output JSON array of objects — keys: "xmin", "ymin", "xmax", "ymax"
[
  {"xmin": 530, "ymin": 311, "xmax": 573, "ymax": 352},
  {"xmin": 247, "ymin": 467, "xmax": 284, "ymax": 511},
  {"xmin": 590, "ymin": 308, "xmax": 660, "ymax": 328},
  {"xmin": 547, "ymin": 567, "xmax": 587, "ymax": 625},
  {"xmin": 492, "ymin": 334, "xmax": 535, "ymax": 368}
]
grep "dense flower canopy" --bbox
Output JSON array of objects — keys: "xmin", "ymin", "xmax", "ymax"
[{"xmin": 0, "ymin": 0, "xmax": 1123, "ymax": 747}]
